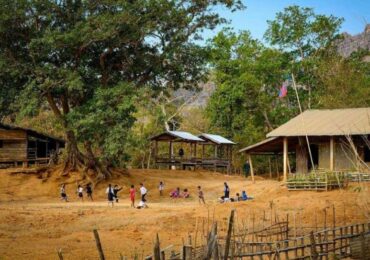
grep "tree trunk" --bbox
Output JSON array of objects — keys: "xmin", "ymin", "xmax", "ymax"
[{"xmin": 62, "ymin": 131, "xmax": 111, "ymax": 183}]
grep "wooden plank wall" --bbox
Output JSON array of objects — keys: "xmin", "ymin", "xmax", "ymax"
[
  {"xmin": 0, "ymin": 129, "xmax": 27, "ymax": 140},
  {"xmin": 0, "ymin": 129, "xmax": 27, "ymax": 162}
]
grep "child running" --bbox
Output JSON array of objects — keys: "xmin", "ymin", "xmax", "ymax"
[
  {"xmin": 198, "ymin": 186, "xmax": 205, "ymax": 204},
  {"xmin": 60, "ymin": 184, "xmax": 68, "ymax": 202},
  {"xmin": 140, "ymin": 183, "xmax": 147, "ymax": 203},
  {"xmin": 106, "ymin": 184, "xmax": 115, "ymax": 207},
  {"xmin": 113, "ymin": 185, "xmax": 123, "ymax": 203},
  {"xmin": 77, "ymin": 185, "xmax": 84, "ymax": 202},
  {"xmin": 129, "ymin": 185, "xmax": 136, "ymax": 208},
  {"xmin": 86, "ymin": 183, "xmax": 93, "ymax": 201}
]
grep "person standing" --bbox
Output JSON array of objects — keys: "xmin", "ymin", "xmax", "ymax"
[
  {"xmin": 106, "ymin": 184, "xmax": 115, "ymax": 207},
  {"xmin": 198, "ymin": 186, "xmax": 205, "ymax": 204},
  {"xmin": 140, "ymin": 183, "xmax": 148, "ymax": 203},
  {"xmin": 113, "ymin": 185, "xmax": 123, "ymax": 203},
  {"xmin": 224, "ymin": 182, "xmax": 230, "ymax": 199},
  {"xmin": 77, "ymin": 185, "xmax": 84, "ymax": 202},
  {"xmin": 86, "ymin": 184, "xmax": 93, "ymax": 201},
  {"xmin": 243, "ymin": 160, "xmax": 251, "ymax": 178},
  {"xmin": 158, "ymin": 181, "xmax": 164, "ymax": 196},
  {"xmin": 129, "ymin": 185, "xmax": 136, "ymax": 208},
  {"xmin": 60, "ymin": 184, "xmax": 68, "ymax": 202}
]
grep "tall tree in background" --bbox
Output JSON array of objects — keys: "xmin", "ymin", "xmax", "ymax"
[
  {"xmin": 0, "ymin": 0, "xmax": 243, "ymax": 180},
  {"xmin": 206, "ymin": 29, "xmax": 291, "ymax": 146},
  {"xmin": 264, "ymin": 5, "xmax": 343, "ymax": 108}
]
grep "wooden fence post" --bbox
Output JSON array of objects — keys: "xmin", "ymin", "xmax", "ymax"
[
  {"xmin": 154, "ymin": 234, "xmax": 161, "ymax": 260},
  {"xmin": 224, "ymin": 209, "xmax": 235, "ymax": 260},
  {"xmin": 57, "ymin": 248, "xmax": 63, "ymax": 260},
  {"xmin": 93, "ymin": 229, "xmax": 105, "ymax": 260},
  {"xmin": 309, "ymin": 231, "xmax": 318, "ymax": 260},
  {"xmin": 182, "ymin": 245, "xmax": 192, "ymax": 260},
  {"xmin": 205, "ymin": 223, "xmax": 218, "ymax": 260}
]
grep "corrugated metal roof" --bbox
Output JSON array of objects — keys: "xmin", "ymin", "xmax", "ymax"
[
  {"xmin": 199, "ymin": 133, "xmax": 235, "ymax": 144},
  {"xmin": 239, "ymin": 137, "xmax": 278, "ymax": 153},
  {"xmin": 168, "ymin": 131, "xmax": 204, "ymax": 141},
  {"xmin": 267, "ymin": 108, "xmax": 370, "ymax": 137}
]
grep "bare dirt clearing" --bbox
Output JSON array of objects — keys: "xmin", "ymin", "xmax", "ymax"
[{"xmin": 0, "ymin": 168, "xmax": 369, "ymax": 259}]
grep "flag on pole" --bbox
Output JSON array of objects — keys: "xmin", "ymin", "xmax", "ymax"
[{"xmin": 278, "ymin": 81, "xmax": 288, "ymax": 98}]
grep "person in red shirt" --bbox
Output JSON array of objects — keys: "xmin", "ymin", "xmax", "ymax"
[{"xmin": 129, "ymin": 185, "xmax": 136, "ymax": 208}]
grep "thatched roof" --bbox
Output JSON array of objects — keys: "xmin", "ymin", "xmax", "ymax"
[{"xmin": 267, "ymin": 108, "xmax": 370, "ymax": 137}]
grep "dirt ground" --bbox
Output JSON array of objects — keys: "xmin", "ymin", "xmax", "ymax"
[{"xmin": 0, "ymin": 168, "xmax": 369, "ymax": 259}]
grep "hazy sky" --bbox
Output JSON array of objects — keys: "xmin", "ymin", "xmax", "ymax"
[{"xmin": 205, "ymin": 0, "xmax": 370, "ymax": 42}]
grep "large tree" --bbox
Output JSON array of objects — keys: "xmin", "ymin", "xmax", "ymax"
[
  {"xmin": 0, "ymin": 0, "xmax": 243, "ymax": 180},
  {"xmin": 264, "ymin": 5, "xmax": 343, "ymax": 108}
]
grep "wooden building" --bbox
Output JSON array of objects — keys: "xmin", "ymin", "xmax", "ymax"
[
  {"xmin": 150, "ymin": 131, "xmax": 235, "ymax": 172},
  {"xmin": 0, "ymin": 123, "xmax": 65, "ymax": 167},
  {"xmin": 239, "ymin": 108, "xmax": 370, "ymax": 181}
]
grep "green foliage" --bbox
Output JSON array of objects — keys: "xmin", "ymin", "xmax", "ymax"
[
  {"xmin": 0, "ymin": 0, "xmax": 243, "ymax": 169},
  {"xmin": 206, "ymin": 29, "xmax": 295, "ymax": 147},
  {"xmin": 68, "ymin": 83, "xmax": 137, "ymax": 166},
  {"xmin": 264, "ymin": 5, "xmax": 343, "ymax": 59}
]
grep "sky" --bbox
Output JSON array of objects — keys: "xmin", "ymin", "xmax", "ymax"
[{"xmin": 204, "ymin": 0, "xmax": 370, "ymax": 42}]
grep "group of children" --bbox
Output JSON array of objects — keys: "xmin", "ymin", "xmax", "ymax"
[
  {"xmin": 218, "ymin": 182, "xmax": 251, "ymax": 203},
  {"xmin": 60, "ymin": 181, "xmax": 248, "ymax": 207}
]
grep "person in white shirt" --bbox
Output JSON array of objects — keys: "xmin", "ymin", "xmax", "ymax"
[
  {"xmin": 77, "ymin": 185, "xmax": 83, "ymax": 202},
  {"xmin": 158, "ymin": 181, "xmax": 164, "ymax": 196},
  {"xmin": 106, "ymin": 184, "xmax": 115, "ymax": 207},
  {"xmin": 140, "ymin": 183, "xmax": 147, "ymax": 202}
]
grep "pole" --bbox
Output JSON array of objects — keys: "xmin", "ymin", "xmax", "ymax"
[
  {"xmin": 330, "ymin": 136, "xmax": 334, "ymax": 171},
  {"xmin": 283, "ymin": 137, "xmax": 288, "ymax": 182},
  {"xmin": 291, "ymin": 73, "xmax": 316, "ymax": 176},
  {"xmin": 248, "ymin": 153, "xmax": 255, "ymax": 183},
  {"xmin": 224, "ymin": 210, "xmax": 235, "ymax": 259}
]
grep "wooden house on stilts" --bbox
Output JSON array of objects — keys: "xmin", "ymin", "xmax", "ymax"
[
  {"xmin": 239, "ymin": 108, "xmax": 370, "ymax": 182},
  {"xmin": 0, "ymin": 123, "xmax": 65, "ymax": 167}
]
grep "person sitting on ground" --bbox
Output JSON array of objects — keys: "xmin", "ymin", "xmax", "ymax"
[
  {"xmin": 136, "ymin": 200, "xmax": 148, "ymax": 209},
  {"xmin": 60, "ymin": 184, "xmax": 68, "ymax": 202},
  {"xmin": 241, "ymin": 190, "xmax": 248, "ymax": 201},
  {"xmin": 182, "ymin": 188, "xmax": 190, "ymax": 198},
  {"xmin": 198, "ymin": 186, "xmax": 205, "ymax": 204},
  {"xmin": 86, "ymin": 183, "xmax": 93, "ymax": 201},
  {"xmin": 235, "ymin": 193, "xmax": 242, "ymax": 202},
  {"xmin": 113, "ymin": 185, "xmax": 123, "ymax": 203},
  {"xmin": 77, "ymin": 185, "xmax": 84, "ymax": 202},
  {"xmin": 170, "ymin": 187, "xmax": 180, "ymax": 198}
]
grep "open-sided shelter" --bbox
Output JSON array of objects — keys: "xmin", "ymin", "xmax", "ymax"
[
  {"xmin": 0, "ymin": 123, "xmax": 65, "ymax": 167},
  {"xmin": 239, "ymin": 108, "xmax": 370, "ymax": 181},
  {"xmin": 150, "ymin": 131, "xmax": 235, "ymax": 172}
]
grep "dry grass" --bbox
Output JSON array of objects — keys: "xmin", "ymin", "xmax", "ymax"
[{"xmin": 0, "ymin": 168, "xmax": 369, "ymax": 259}]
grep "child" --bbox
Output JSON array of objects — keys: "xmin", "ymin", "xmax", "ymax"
[
  {"xmin": 60, "ymin": 184, "xmax": 68, "ymax": 202},
  {"xmin": 158, "ymin": 181, "xmax": 164, "ymax": 196},
  {"xmin": 113, "ymin": 185, "xmax": 123, "ymax": 203},
  {"xmin": 77, "ymin": 185, "xmax": 83, "ymax": 202},
  {"xmin": 198, "ymin": 186, "xmax": 205, "ymax": 204},
  {"xmin": 182, "ymin": 188, "xmax": 190, "ymax": 198},
  {"xmin": 106, "ymin": 184, "xmax": 115, "ymax": 207},
  {"xmin": 140, "ymin": 183, "xmax": 147, "ymax": 203},
  {"xmin": 86, "ymin": 184, "xmax": 93, "ymax": 201},
  {"xmin": 129, "ymin": 185, "xmax": 136, "ymax": 208},
  {"xmin": 170, "ymin": 187, "xmax": 180, "ymax": 198}
]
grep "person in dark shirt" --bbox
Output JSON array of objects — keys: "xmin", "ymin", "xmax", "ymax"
[
  {"xmin": 113, "ymin": 185, "xmax": 123, "ymax": 203},
  {"xmin": 86, "ymin": 184, "xmax": 93, "ymax": 201}
]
